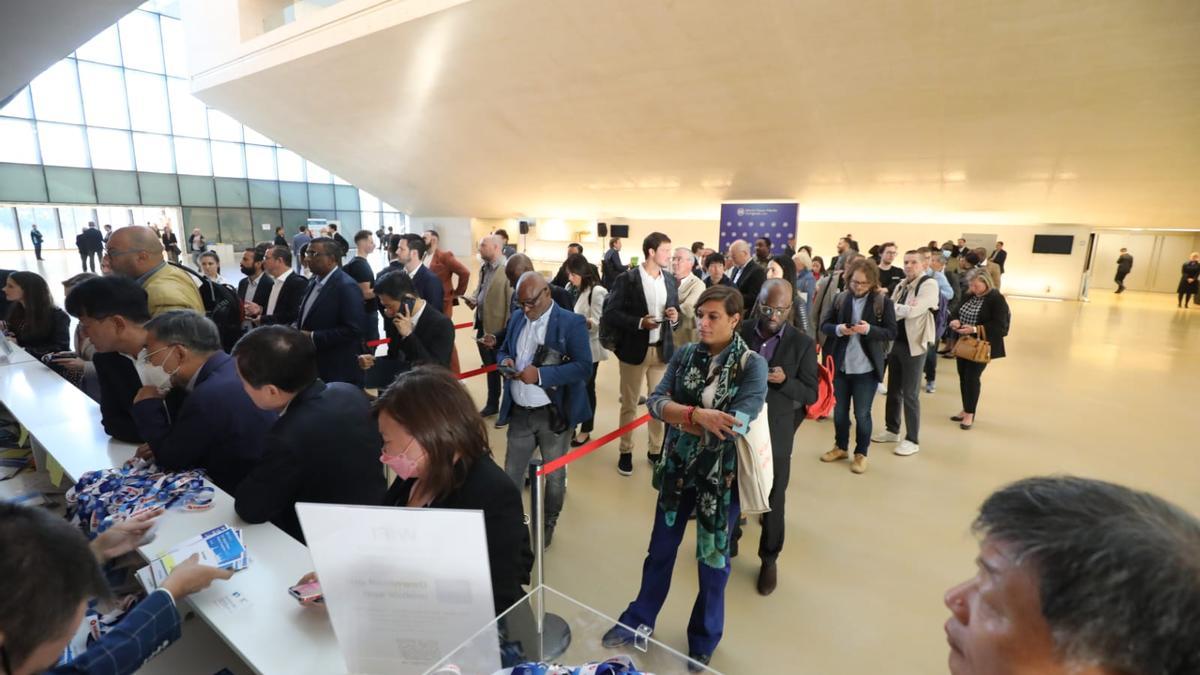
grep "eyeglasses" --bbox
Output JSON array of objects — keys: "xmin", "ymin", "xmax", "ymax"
[
  {"xmin": 105, "ymin": 248, "xmax": 144, "ymax": 258},
  {"xmin": 517, "ymin": 287, "xmax": 548, "ymax": 309},
  {"xmin": 758, "ymin": 305, "xmax": 791, "ymax": 318},
  {"xmin": 304, "ymin": 250, "xmax": 327, "ymax": 258}
]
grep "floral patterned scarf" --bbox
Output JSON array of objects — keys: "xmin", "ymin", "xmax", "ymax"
[{"xmin": 652, "ymin": 334, "xmax": 749, "ymax": 569}]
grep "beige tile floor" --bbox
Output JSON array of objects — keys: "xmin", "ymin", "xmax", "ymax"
[{"xmin": 6, "ymin": 250, "xmax": 1199, "ymax": 674}]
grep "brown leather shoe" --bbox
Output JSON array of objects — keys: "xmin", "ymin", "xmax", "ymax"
[
  {"xmin": 757, "ymin": 563, "xmax": 777, "ymax": 596},
  {"xmin": 820, "ymin": 447, "xmax": 849, "ymax": 462},
  {"xmin": 851, "ymin": 454, "xmax": 868, "ymax": 474}
]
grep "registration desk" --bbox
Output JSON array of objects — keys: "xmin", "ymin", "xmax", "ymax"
[{"xmin": 0, "ymin": 345, "xmax": 344, "ymax": 674}]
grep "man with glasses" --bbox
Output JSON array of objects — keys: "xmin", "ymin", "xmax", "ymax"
[
  {"xmin": 736, "ymin": 279, "xmax": 819, "ymax": 594},
  {"xmin": 105, "ymin": 226, "xmax": 203, "ymax": 316},
  {"xmin": 295, "ymin": 237, "xmax": 365, "ymax": 386},
  {"xmin": 496, "ymin": 272, "xmax": 592, "ymax": 548},
  {"xmin": 672, "ymin": 246, "xmax": 704, "ymax": 346}
]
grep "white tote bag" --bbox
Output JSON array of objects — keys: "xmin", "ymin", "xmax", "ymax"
[{"xmin": 735, "ymin": 410, "xmax": 774, "ymax": 514}]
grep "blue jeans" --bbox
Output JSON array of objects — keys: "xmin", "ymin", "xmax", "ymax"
[
  {"xmin": 833, "ymin": 371, "xmax": 877, "ymax": 455},
  {"xmin": 618, "ymin": 487, "xmax": 741, "ymax": 656}
]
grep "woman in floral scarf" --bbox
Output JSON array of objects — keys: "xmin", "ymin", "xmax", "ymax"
[{"xmin": 602, "ymin": 285, "xmax": 768, "ymax": 671}]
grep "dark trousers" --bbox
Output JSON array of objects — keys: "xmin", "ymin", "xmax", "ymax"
[
  {"xmin": 618, "ymin": 486, "xmax": 741, "ymax": 656},
  {"xmin": 758, "ymin": 408, "xmax": 802, "ymax": 564},
  {"xmin": 33, "ymin": 243, "xmax": 42, "ymax": 260},
  {"xmin": 1115, "ymin": 271, "xmax": 1128, "ymax": 290},
  {"xmin": 885, "ymin": 346, "xmax": 926, "ymax": 443},
  {"xmin": 80, "ymin": 250, "xmax": 97, "ymax": 272},
  {"xmin": 956, "ymin": 359, "xmax": 988, "ymax": 414},
  {"xmin": 476, "ymin": 335, "xmax": 501, "ymax": 410},
  {"xmin": 924, "ymin": 342, "xmax": 938, "ymax": 382},
  {"xmin": 833, "ymin": 371, "xmax": 877, "ymax": 455},
  {"xmin": 578, "ymin": 362, "xmax": 600, "ymax": 434}
]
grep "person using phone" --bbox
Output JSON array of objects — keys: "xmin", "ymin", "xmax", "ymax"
[
  {"xmin": 495, "ymin": 272, "xmax": 592, "ymax": 547},
  {"xmin": 0, "ymin": 504, "xmax": 233, "ymax": 675},
  {"xmin": 359, "ymin": 271, "xmax": 454, "ymax": 389},
  {"xmin": 602, "ymin": 284, "xmax": 767, "ymax": 670},
  {"xmin": 818, "ymin": 258, "xmax": 897, "ymax": 475},
  {"xmin": 464, "ymin": 235, "xmax": 512, "ymax": 418}
]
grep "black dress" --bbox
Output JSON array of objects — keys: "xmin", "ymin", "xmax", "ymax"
[{"xmin": 1177, "ymin": 261, "xmax": 1200, "ymax": 294}]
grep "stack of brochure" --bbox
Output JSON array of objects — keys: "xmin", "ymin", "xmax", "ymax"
[{"xmin": 136, "ymin": 524, "xmax": 247, "ymax": 591}]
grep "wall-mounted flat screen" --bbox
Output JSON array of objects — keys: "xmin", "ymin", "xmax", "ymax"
[
  {"xmin": 609, "ymin": 224, "xmax": 630, "ymax": 238},
  {"xmin": 1032, "ymin": 234, "xmax": 1074, "ymax": 254}
]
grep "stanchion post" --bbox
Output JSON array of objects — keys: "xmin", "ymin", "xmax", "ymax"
[{"xmin": 526, "ymin": 458, "xmax": 570, "ymax": 661}]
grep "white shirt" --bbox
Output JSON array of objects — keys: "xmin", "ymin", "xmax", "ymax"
[
  {"xmin": 266, "ymin": 268, "xmax": 293, "ymax": 317},
  {"xmin": 638, "ymin": 264, "xmax": 668, "ymax": 344},
  {"xmin": 510, "ymin": 308, "xmax": 552, "ymax": 408}
]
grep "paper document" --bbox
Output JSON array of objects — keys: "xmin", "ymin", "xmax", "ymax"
[
  {"xmin": 135, "ymin": 524, "xmax": 247, "ymax": 592},
  {"xmin": 296, "ymin": 503, "xmax": 500, "ymax": 675}
]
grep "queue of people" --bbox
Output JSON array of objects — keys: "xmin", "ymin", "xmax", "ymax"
[{"xmin": 6, "ymin": 224, "xmax": 1200, "ymax": 675}]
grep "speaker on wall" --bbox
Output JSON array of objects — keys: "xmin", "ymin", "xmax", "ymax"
[
  {"xmin": 519, "ymin": 221, "xmax": 530, "ymax": 235},
  {"xmin": 597, "ymin": 222, "xmax": 608, "ymax": 237}
]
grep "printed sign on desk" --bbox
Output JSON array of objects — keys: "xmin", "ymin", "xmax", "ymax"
[
  {"xmin": 296, "ymin": 503, "xmax": 500, "ymax": 675},
  {"xmin": 718, "ymin": 202, "xmax": 799, "ymax": 256}
]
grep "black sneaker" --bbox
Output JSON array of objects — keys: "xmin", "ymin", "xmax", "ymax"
[
  {"xmin": 494, "ymin": 418, "xmax": 508, "ymax": 429},
  {"xmin": 601, "ymin": 623, "xmax": 635, "ymax": 649},
  {"xmin": 647, "ymin": 452, "xmax": 662, "ymax": 465},
  {"xmin": 687, "ymin": 652, "xmax": 712, "ymax": 672},
  {"xmin": 617, "ymin": 453, "xmax": 633, "ymax": 476},
  {"xmin": 479, "ymin": 406, "xmax": 498, "ymax": 418}
]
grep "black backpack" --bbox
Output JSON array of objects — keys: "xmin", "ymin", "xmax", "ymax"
[
  {"xmin": 169, "ymin": 262, "xmax": 244, "ymax": 352},
  {"xmin": 598, "ymin": 269, "xmax": 637, "ymax": 352}
]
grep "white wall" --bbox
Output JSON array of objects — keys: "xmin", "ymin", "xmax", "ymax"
[
  {"xmin": 1090, "ymin": 233, "xmax": 1200, "ymax": 293},
  {"xmin": 409, "ymin": 216, "xmax": 472, "ymax": 258}
]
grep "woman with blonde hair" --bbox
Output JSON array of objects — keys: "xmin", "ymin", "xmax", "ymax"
[{"xmin": 948, "ymin": 270, "xmax": 1010, "ymax": 430}]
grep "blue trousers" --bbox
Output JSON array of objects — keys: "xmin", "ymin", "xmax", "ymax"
[
  {"xmin": 618, "ymin": 487, "xmax": 741, "ymax": 655},
  {"xmin": 833, "ymin": 371, "xmax": 877, "ymax": 455}
]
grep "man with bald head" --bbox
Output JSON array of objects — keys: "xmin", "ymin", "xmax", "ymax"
[
  {"xmin": 465, "ymin": 235, "xmax": 511, "ymax": 417},
  {"xmin": 106, "ymin": 226, "xmax": 204, "ymax": 316},
  {"xmin": 727, "ymin": 239, "xmax": 767, "ymax": 313},
  {"xmin": 496, "ymin": 271, "xmax": 592, "ymax": 547}
]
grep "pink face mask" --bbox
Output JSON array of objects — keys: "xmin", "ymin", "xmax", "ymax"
[{"xmin": 380, "ymin": 438, "xmax": 423, "ymax": 480}]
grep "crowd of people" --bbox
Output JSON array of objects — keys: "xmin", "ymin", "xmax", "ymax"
[{"xmin": 1, "ymin": 223, "xmax": 1197, "ymax": 675}]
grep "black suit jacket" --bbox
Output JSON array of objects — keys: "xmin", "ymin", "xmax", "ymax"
[
  {"xmin": 384, "ymin": 455, "xmax": 533, "ymax": 615},
  {"xmin": 731, "ymin": 260, "xmax": 767, "ymax": 312},
  {"xmin": 93, "ymin": 352, "xmax": 187, "ymax": 443},
  {"xmin": 989, "ymin": 249, "xmax": 1007, "ymax": 273},
  {"xmin": 261, "ymin": 273, "xmax": 308, "ymax": 326},
  {"xmin": 742, "ymin": 319, "xmax": 819, "ymax": 416},
  {"xmin": 81, "ymin": 228, "xmax": 104, "ymax": 254},
  {"xmin": 602, "ymin": 267, "xmax": 680, "ymax": 365},
  {"xmin": 237, "ymin": 273, "xmax": 273, "ymax": 306},
  {"xmin": 297, "ymin": 268, "xmax": 365, "ymax": 386},
  {"xmin": 410, "ymin": 265, "xmax": 445, "ymax": 315},
  {"xmin": 234, "ymin": 380, "xmax": 386, "ymax": 542},
  {"xmin": 383, "ymin": 301, "xmax": 455, "ymax": 368}
]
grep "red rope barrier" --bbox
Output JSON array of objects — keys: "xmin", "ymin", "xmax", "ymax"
[
  {"xmin": 537, "ymin": 413, "xmax": 652, "ymax": 476},
  {"xmin": 454, "ymin": 322, "xmax": 473, "ymax": 330},
  {"xmin": 457, "ymin": 364, "xmax": 498, "ymax": 380}
]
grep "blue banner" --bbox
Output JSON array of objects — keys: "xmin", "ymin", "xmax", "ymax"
[{"xmin": 718, "ymin": 203, "xmax": 798, "ymax": 256}]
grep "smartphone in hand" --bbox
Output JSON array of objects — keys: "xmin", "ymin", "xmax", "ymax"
[{"xmin": 288, "ymin": 581, "xmax": 323, "ymax": 603}]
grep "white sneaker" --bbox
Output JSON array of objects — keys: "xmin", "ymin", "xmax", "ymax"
[
  {"xmin": 877, "ymin": 383, "xmax": 888, "ymax": 395},
  {"xmin": 894, "ymin": 440, "xmax": 921, "ymax": 456},
  {"xmin": 872, "ymin": 430, "xmax": 900, "ymax": 443}
]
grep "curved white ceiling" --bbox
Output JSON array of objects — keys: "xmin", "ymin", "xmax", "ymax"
[{"xmin": 189, "ymin": 0, "xmax": 1200, "ymax": 227}]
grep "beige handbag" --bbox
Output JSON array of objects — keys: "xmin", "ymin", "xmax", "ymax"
[
  {"xmin": 734, "ymin": 396, "xmax": 774, "ymax": 515},
  {"xmin": 953, "ymin": 325, "xmax": 991, "ymax": 363}
]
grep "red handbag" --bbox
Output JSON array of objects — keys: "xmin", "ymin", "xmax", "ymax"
[{"xmin": 806, "ymin": 353, "xmax": 836, "ymax": 420}]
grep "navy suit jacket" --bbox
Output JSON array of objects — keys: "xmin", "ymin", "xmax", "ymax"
[
  {"xmin": 297, "ymin": 268, "xmax": 364, "ymax": 386},
  {"xmin": 496, "ymin": 302, "xmax": 593, "ymax": 428},
  {"xmin": 234, "ymin": 380, "xmax": 386, "ymax": 541},
  {"xmin": 410, "ymin": 264, "xmax": 445, "ymax": 315},
  {"xmin": 48, "ymin": 589, "xmax": 180, "ymax": 674},
  {"xmin": 131, "ymin": 352, "xmax": 277, "ymax": 494}
]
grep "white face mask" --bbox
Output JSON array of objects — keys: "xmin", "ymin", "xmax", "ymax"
[{"xmin": 135, "ymin": 347, "xmax": 177, "ymax": 393}]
